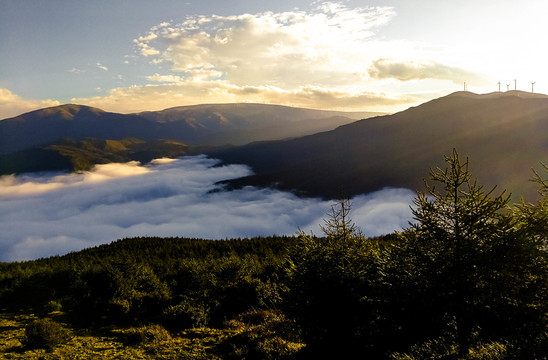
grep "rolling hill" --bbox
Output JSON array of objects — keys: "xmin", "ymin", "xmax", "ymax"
[
  {"xmin": 209, "ymin": 91, "xmax": 548, "ymax": 201},
  {"xmin": 0, "ymin": 103, "xmax": 381, "ymax": 154},
  {"xmin": 0, "ymin": 137, "xmax": 195, "ymax": 174}
]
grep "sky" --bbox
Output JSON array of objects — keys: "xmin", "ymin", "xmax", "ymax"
[
  {"xmin": 2, "ymin": 0, "xmax": 548, "ymax": 119},
  {"xmin": 0, "ymin": 156, "xmax": 415, "ymax": 261}
]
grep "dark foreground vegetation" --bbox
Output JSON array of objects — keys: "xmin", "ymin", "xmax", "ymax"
[{"xmin": 0, "ymin": 151, "xmax": 547, "ymax": 359}]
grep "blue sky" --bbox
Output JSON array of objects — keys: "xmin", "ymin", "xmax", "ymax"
[{"xmin": 1, "ymin": 0, "xmax": 547, "ymax": 119}]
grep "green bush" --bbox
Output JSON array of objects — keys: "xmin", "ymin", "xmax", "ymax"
[
  {"xmin": 161, "ymin": 297, "xmax": 209, "ymax": 330},
  {"xmin": 44, "ymin": 300, "xmax": 62, "ymax": 313},
  {"xmin": 120, "ymin": 324, "xmax": 172, "ymax": 347},
  {"xmin": 222, "ymin": 309, "xmax": 305, "ymax": 359},
  {"xmin": 23, "ymin": 318, "xmax": 72, "ymax": 350},
  {"xmin": 389, "ymin": 338, "xmax": 508, "ymax": 360}
]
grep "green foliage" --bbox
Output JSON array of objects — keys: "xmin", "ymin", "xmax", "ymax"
[
  {"xmin": 394, "ymin": 150, "xmax": 547, "ymax": 358},
  {"xmin": 161, "ymin": 297, "xmax": 209, "ymax": 330},
  {"xmin": 222, "ymin": 309, "xmax": 305, "ymax": 359},
  {"xmin": 44, "ymin": 300, "xmax": 62, "ymax": 313},
  {"xmin": 285, "ymin": 199, "xmax": 390, "ymax": 357},
  {"xmin": 0, "ymin": 152, "xmax": 546, "ymax": 359},
  {"xmin": 389, "ymin": 338, "xmax": 509, "ymax": 360},
  {"xmin": 23, "ymin": 318, "xmax": 72, "ymax": 351},
  {"xmin": 319, "ymin": 197, "xmax": 361, "ymax": 239},
  {"xmin": 69, "ymin": 259, "xmax": 173, "ymax": 324},
  {"xmin": 119, "ymin": 324, "xmax": 172, "ymax": 348}
]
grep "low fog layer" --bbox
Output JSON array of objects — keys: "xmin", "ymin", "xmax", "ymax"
[{"xmin": 0, "ymin": 156, "xmax": 416, "ymax": 262}]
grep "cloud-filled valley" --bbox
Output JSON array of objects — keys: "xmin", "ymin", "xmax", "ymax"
[{"xmin": 0, "ymin": 156, "xmax": 416, "ymax": 262}]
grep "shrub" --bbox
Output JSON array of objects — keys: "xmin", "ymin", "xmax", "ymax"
[
  {"xmin": 161, "ymin": 298, "xmax": 209, "ymax": 330},
  {"xmin": 44, "ymin": 300, "xmax": 62, "ymax": 313},
  {"xmin": 120, "ymin": 324, "xmax": 172, "ymax": 347},
  {"xmin": 24, "ymin": 318, "xmax": 72, "ymax": 350},
  {"xmin": 222, "ymin": 309, "xmax": 305, "ymax": 359},
  {"xmin": 389, "ymin": 338, "xmax": 509, "ymax": 360}
]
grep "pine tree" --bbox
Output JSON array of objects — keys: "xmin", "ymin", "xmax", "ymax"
[{"xmin": 399, "ymin": 149, "xmax": 546, "ymax": 357}]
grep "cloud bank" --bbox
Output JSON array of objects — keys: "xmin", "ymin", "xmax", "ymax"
[
  {"xmin": 70, "ymin": 2, "xmax": 471, "ymax": 114},
  {"xmin": 135, "ymin": 3, "xmax": 395, "ymax": 87},
  {"xmin": 0, "ymin": 156, "xmax": 416, "ymax": 262},
  {"xmin": 0, "ymin": 88, "xmax": 60, "ymax": 120}
]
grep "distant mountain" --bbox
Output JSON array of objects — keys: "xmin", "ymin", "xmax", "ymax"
[
  {"xmin": 138, "ymin": 103, "xmax": 379, "ymax": 146},
  {"xmin": 0, "ymin": 103, "xmax": 381, "ymax": 154},
  {"xmin": 210, "ymin": 91, "xmax": 548, "ymax": 201}
]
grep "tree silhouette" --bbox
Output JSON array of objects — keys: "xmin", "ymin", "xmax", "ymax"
[{"xmin": 398, "ymin": 149, "xmax": 546, "ymax": 358}]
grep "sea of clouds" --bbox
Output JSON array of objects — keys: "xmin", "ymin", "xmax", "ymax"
[{"xmin": 0, "ymin": 156, "xmax": 416, "ymax": 262}]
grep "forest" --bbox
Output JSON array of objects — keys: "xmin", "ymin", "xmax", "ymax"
[{"xmin": 0, "ymin": 151, "xmax": 546, "ymax": 359}]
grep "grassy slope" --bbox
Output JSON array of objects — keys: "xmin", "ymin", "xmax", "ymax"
[{"xmin": 0, "ymin": 313, "xmax": 230, "ymax": 359}]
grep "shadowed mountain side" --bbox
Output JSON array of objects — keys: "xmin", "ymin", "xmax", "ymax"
[
  {"xmin": 0, "ymin": 103, "xmax": 383, "ymax": 154},
  {"xmin": 210, "ymin": 91, "xmax": 548, "ymax": 201},
  {"xmin": 0, "ymin": 105, "xmax": 162, "ymax": 153}
]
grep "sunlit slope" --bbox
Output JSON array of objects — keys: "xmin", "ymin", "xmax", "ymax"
[
  {"xmin": 0, "ymin": 103, "xmax": 381, "ymax": 153},
  {"xmin": 211, "ymin": 91, "xmax": 548, "ymax": 200},
  {"xmin": 0, "ymin": 138, "xmax": 192, "ymax": 174}
]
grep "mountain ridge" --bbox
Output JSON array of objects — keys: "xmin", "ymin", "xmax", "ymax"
[
  {"xmin": 0, "ymin": 103, "xmax": 383, "ymax": 154},
  {"xmin": 210, "ymin": 91, "xmax": 548, "ymax": 201}
]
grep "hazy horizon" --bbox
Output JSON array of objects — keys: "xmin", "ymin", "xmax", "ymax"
[{"xmin": 2, "ymin": 0, "xmax": 547, "ymax": 119}]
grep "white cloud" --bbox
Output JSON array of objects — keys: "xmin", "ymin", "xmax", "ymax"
[
  {"xmin": 30, "ymin": 0, "xmax": 493, "ymax": 116},
  {"xmin": 68, "ymin": 67, "xmax": 85, "ymax": 74},
  {"xmin": 71, "ymin": 81, "xmax": 418, "ymax": 113},
  {"xmin": 0, "ymin": 161, "xmax": 152, "ymax": 197},
  {"xmin": 68, "ymin": 2, "xmax": 487, "ymax": 114},
  {"xmin": 0, "ymin": 156, "xmax": 416, "ymax": 262},
  {"xmin": 368, "ymin": 58, "xmax": 492, "ymax": 85},
  {"xmin": 0, "ymin": 88, "xmax": 60, "ymax": 120},
  {"xmin": 96, "ymin": 62, "xmax": 109, "ymax": 71},
  {"xmin": 146, "ymin": 73, "xmax": 185, "ymax": 84},
  {"xmin": 137, "ymin": 3, "xmax": 395, "ymax": 88}
]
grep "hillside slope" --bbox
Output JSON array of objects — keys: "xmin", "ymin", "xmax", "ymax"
[
  {"xmin": 0, "ymin": 137, "xmax": 194, "ymax": 174},
  {"xmin": 0, "ymin": 103, "xmax": 381, "ymax": 153},
  {"xmin": 210, "ymin": 91, "xmax": 548, "ymax": 200}
]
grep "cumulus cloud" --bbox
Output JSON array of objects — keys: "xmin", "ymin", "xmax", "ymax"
[
  {"xmin": 368, "ymin": 58, "xmax": 491, "ymax": 85},
  {"xmin": 0, "ymin": 88, "xmax": 60, "ymax": 120},
  {"xmin": 135, "ymin": 3, "xmax": 395, "ymax": 87},
  {"xmin": 70, "ymin": 2, "xmax": 485, "ymax": 113},
  {"xmin": 71, "ymin": 81, "xmax": 417, "ymax": 113},
  {"xmin": 70, "ymin": 3, "xmax": 419, "ymax": 113},
  {"xmin": 0, "ymin": 156, "xmax": 416, "ymax": 262}
]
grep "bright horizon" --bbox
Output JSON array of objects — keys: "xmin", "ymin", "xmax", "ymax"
[{"xmin": 2, "ymin": 0, "xmax": 548, "ymax": 119}]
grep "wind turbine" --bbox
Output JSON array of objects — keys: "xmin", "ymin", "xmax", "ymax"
[
  {"xmin": 464, "ymin": 82, "xmax": 467, "ymax": 92},
  {"xmin": 514, "ymin": 79, "xmax": 517, "ymax": 90},
  {"xmin": 506, "ymin": 83, "xmax": 511, "ymax": 91},
  {"xmin": 531, "ymin": 81, "xmax": 536, "ymax": 94},
  {"xmin": 497, "ymin": 81, "xmax": 501, "ymax": 92}
]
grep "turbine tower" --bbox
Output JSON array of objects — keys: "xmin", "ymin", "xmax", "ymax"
[
  {"xmin": 506, "ymin": 83, "xmax": 511, "ymax": 91},
  {"xmin": 531, "ymin": 81, "xmax": 536, "ymax": 94},
  {"xmin": 514, "ymin": 79, "xmax": 517, "ymax": 90},
  {"xmin": 497, "ymin": 81, "xmax": 501, "ymax": 92}
]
